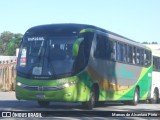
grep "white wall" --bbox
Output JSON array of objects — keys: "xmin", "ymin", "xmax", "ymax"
[{"xmin": 0, "ymin": 56, "xmax": 16, "ymax": 63}]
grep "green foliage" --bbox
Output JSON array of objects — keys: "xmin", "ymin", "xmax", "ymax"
[
  {"xmin": 0, "ymin": 31, "xmax": 23, "ymax": 56},
  {"xmin": 142, "ymin": 41, "xmax": 149, "ymax": 44},
  {"xmin": 151, "ymin": 41, "xmax": 158, "ymax": 44},
  {"xmin": 142, "ymin": 41, "xmax": 158, "ymax": 44}
]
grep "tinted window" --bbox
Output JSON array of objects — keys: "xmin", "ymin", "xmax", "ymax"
[
  {"xmin": 133, "ymin": 47, "xmax": 136, "ymax": 64},
  {"xmin": 140, "ymin": 49, "xmax": 144, "ymax": 66},
  {"xmin": 136, "ymin": 48, "xmax": 140, "ymax": 65},
  {"xmin": 144, "ymin": 50, "xmax": 151, "ymax": 67},
  {"xmin": 117, "ymin": 42, "xmax": 124, "ymax": 62},
  {"xmin": 127, "ymin": 45, "xmax": 133, "ymax": 64},
  {"xmin": 123, "ymin": 44, "xmax": 127, "ymax": 63},
  {"xmin": 94, "ymin": 35, "xmax": 107, "ymax": 59},
  {"xmin": 153, "ymin": 56, "xmax": 160, "ymax": 71},
  {"xmin": 110, "ymin": 40, "xmax": 117, "ymax": 61}
]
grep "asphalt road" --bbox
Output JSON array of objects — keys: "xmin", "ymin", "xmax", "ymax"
[{"xmin": 0, "ymin": 91, "xmax": 160, "ymax": 119}]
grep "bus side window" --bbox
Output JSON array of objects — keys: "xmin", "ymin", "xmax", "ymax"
[
  {"xmin": 144, "ymin": 51, "xmax": 147, "ymax": 66},
  {"xmin": 140, "ymin": 49, "xmax": 144, "ymax": 66},
  {"xmin": 133, "ymin": 47, "xmax": 136, "ymax": 64},
  {"xmin": 158, "ymin": 58, "xmax": 160, "ymax": 70},
  {"xmin": 144, "ymin": 50, "xmax": 151, "ymax": 67},
  {"xmin": 106, "ymin": 39, "xmax": 111, "ymax": 60},
  {"xmin": 136, "ymin": 48, "xmax": 140, "ymax": 65},
  {"xmin": 153, "ymin": 57, "xmax": 160, "ymax": 70},
  {"xmin": 73, "ymin": 41, "xmax": 86, "ymax": 73},
  {"xmin": 153, "ymin": 57, "xmax": 157, "ymax": 70},
  {"xmin": 110, "ymin": 40, "xmax": 117, "ymax": 61},
  {"xmin": 94, "ymin": 35, "xmax": 106, "ymax": 59},
  {"xmin": 155, "ymin": 57, "xmax": 160, "ymax": 71},
  {"xmin": 117, "ymin": 42, "xmax": 123, "ymax": 62},
  {"xmin": 127, "ymin": 45, "xmax": 133, "ymax": 64},
  {"xmin": 123, "ymin": 44, "xmax": 127, "ymax": 63}
]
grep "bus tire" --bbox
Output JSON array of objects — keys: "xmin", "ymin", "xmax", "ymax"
[
  {"xmin": 150, "ymin": 89, "xmax": 159, "ymax": 104},
  {"xmin": 38, "ymin": 101, "xmax": 50, "ymax": 107},
  {"xmin": 132, "ymin": 87, "xmax": 139, "ymax": 105},
  {"xmin": 84, "ymin": 87, "xmax": 96, "ymax": 110}
]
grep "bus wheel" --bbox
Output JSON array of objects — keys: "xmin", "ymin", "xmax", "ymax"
[
  {"xmin": 132, "ymin": 87, "xmax": 139, "ymax": 105},
  {"xmin": 38, "ymin": 101, "xmax": 50, "ymax": 107},
  {"xmin": 84, "ymin": 87, "xmax": 96, "ymax": 110},
  {"xmin": 150, "ymin": 89, "xmax": 159, "ymax": 104}
]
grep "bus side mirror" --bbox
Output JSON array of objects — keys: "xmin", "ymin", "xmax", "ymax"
[{"xmin": 72, "ymin": 38, "xmax": 84, "ymax": 57}]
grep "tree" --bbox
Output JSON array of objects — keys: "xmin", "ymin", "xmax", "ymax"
[
  {"xmin": 0, "ymin": 31, "xmax": 13, "ymax": 43},
  {"xmin": 0, "ymin": 31, "xmax": 14, "ymax": 55},
  {"xmin": 142, "ymin": 41, "xmax": 159, "ymax": 44},
  {"xmin": 0, "ymin": 31, "xmax": 23, "ymax": 56},
  {"xmin": 151, "ymin": 42, "xmax": 158, "ymax": 44},
  {"xmin": 6, "ymin": 33, "xmax": 23, "ymax": 56},
  {"xmin": 142, "ymin": 42, "xmax": 149, "ymax": 44}
]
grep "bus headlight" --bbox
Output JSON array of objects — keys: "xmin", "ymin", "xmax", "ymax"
[
  {"xmin": 62, "ymin": 81, "xmax": 77, "ymax": 89},
  {"xmin": 16, "ymin": 82, "xmax": 27, "ymax": 87},
  {"xmin": 16, "ymin": 81, "xmax": 77, "ymax": 91},
  {"xmin": 63, "ymin": 83, "xmax": 70, "ymax": 88},
  {"xmin": 17, "ymin": 82, "xmax": 22, "ymax": 86}
]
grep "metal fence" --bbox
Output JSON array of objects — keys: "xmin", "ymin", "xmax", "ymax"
[{"xmin": 0, "ymin": 61, "xmax": 16, "ymax": 91}]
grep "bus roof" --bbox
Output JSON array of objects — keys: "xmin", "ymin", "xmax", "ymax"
[
  {"xmin": 25, "ymin": 23, "xmax": 105, "ymax": 36},
  {"xmin": 24, "ymin": 23, "xmax": 150, "ymax": 50},
  {"xmin": 25, "ymin": 23, "xmax": 133, "ymax": 40}
]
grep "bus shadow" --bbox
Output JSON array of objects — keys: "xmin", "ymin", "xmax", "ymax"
[
  {"xmin": 45, "ymin": 101, "xmax": 125, "ymax": 110},
  {"xmin": 0, "ymin": 100, "xmax": 153, "ymax": 111}
]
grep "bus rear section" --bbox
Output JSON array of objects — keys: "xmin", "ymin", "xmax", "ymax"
[{"xmin": 86, "ymin": 31, "xmax": 152, "ymax": 106}]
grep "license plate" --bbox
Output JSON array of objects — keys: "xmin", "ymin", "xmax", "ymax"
[{"xmin": 36, "ymin": 94, "xmax": 45, "ymax": 99}]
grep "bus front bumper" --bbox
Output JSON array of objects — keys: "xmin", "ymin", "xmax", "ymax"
[{"xmin": 15, "ymin": 81, "xmax": 89, "ymax": 102}]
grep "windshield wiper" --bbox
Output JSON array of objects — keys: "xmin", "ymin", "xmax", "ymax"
[{"xmin": 38, "ymin": 40, "xmax": 45, "ymax": 56}]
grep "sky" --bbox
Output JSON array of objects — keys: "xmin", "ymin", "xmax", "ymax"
[{"xmin": 0, "ymin": 0, "xmax": 160, "ymax": 43}]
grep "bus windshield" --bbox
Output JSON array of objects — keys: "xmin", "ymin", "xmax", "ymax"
[
  {"xmin": 17, "ymin": 36, "xmax": 77, "ymax": 79},
  {"xmin": 17, "ymin": 31, "xmax": 94, "ymax": 79}
]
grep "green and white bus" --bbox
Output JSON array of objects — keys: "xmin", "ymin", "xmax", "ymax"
[
  {"xmin": 149, "ymin": 50, "xmax": 160, "ymax": 104},
  {"xmin": 16, "ymin": 24, "xmax": 152, "ymax": 109}
]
